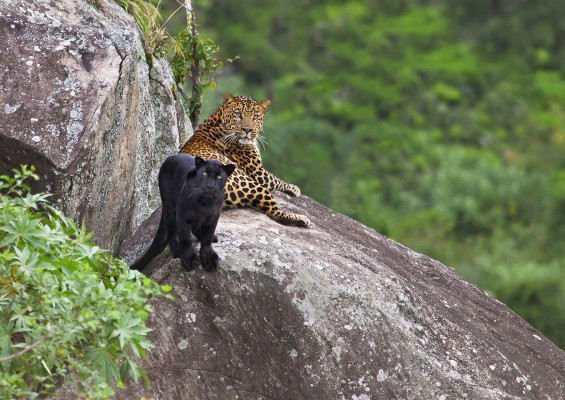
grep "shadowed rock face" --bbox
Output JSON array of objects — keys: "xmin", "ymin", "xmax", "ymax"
[
  {"xmin": 0, "ymin": 0, "xmax": 190, "ymax": 254},
  {"xmin": 115, "ymin": 194, "xmax": 565, "ymax": 400}
]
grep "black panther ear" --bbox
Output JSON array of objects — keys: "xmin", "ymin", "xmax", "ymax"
[
  {"xmin": 223, "ymin": 164, "xmax": 236, "ymax": 177},
  {"xmin": 195, "ymin": 156, "xmax": 206, "ymax": 170},
  {"xmin": 186, "ymin": 168, "xmax": 197, "ymax": 180}
]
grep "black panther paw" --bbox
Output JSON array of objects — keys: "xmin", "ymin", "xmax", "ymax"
[
  {"xmin": 200, "ymin": 248, "xmax": 219, "ymax": 271},
  {"xmin": 180, "ymin": 248, "xmax": 198, "ymax": 271}
]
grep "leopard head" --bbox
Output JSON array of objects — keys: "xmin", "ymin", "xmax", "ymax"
[{"xmin": 220, "ymin": 93, "xmax": 271, "ymax": 146}]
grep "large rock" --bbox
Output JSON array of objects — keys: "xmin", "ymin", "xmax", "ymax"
[
  {"xmin": 0, "ymin": 0, "xmax": 190, "ymax": 254},
  {"xmin": 111, "ymin": 194, "xmax": 565, "ymax": 399}
]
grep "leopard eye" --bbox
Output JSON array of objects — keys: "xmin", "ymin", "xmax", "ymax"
[
  {"xmin": 235, "ymin": 112, "xmax": 242, "ymax": 119},
  {"xmin": 253, "ymin": 114, "xmax": 261, "ymax": 120},
  {"xmin": 202, "ymin": 171, "xmax": 208, "ymax": 176}
]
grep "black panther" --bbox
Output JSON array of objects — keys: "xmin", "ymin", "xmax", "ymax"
[{"xmin": 131, "ymin": 154, "xmax": 235, "ymax": 272}]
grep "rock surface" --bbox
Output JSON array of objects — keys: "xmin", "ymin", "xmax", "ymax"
[
  {"xmin": 0, "ymin": 0, "xmax": 190, "ymax": 254},
  {"xmin": 112, "ymin": 194, "xmax": 565, "ymax": 400}
]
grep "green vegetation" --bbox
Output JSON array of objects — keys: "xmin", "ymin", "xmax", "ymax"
[
  {"xmin": 179, "ymin": 0, "xmax": 565, "ymax": 349},
  {"xmin": 171, "ymin": 16, "xmax": 224, "ymax": 126},
  {"xmin": 0, "ymin": 166, "xmax": 171, "ymax": 399},
  {"xmin": 117, "ymin": 0, "xmax": 168, "ymax": 56},
  {"xmin": 116, "ymin": 0, "xmax": 225, "ymax": 126}
]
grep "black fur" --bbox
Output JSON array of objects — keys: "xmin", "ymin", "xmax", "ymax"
[{"xmin": 130, "ymin": 154, "xmax": 235, "ymax": 272}]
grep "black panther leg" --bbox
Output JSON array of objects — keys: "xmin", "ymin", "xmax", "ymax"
[
  {"xmin": 176, "ymin": 215, "xmax": 198, "ymax": 271},
  {"xmin": 164, "ymin": 209, "xmax": 181, "ymax": 258},
  {"xmin": 195, "ymin": 219, "xmax": 220, "ymax": 271},
  {"xmin": 192, "ymin": 225, "xmax": 218, "ymax": 243}
]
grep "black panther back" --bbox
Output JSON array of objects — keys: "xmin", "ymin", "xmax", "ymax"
[{"xmin": 130, "ymin": 154, "xmax": 235, "ymax": 272}]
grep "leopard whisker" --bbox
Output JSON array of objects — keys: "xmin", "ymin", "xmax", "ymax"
[
  {"xmin": 256, "ymin": 134, "xmax": 268, "ymax": 151},
  {"xmin": 223, "ymin": 132, "xmax": 240, "ymax": 147}
]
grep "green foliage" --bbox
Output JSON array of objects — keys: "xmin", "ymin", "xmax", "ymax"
[
  {"xmin": 190, "ymin": 0, "xmax": 565, "ymax": 349},
  {"xmin": 0, "ymin": 166, "xmax": 171, "ymax": 399},
  {"xmin": 117, "ymin": 0, "xmax": 168, "ymax": 56},
  {"xmin": 171, "ymin": 27, "xmax": 224, "ymax": 117},
  {"xmin": 117, "ymin": 0, "xmax": 227, "ymax": 125}
]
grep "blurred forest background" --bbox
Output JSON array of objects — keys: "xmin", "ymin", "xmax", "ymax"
[{"xmin": 161, "ymin": 0, "xmax": 565, "ymax": 349}]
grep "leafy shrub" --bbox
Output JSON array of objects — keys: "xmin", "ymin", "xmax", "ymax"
[{"xmin": 0, "ymin": 166, "xmax": 171, "ymax": 399}]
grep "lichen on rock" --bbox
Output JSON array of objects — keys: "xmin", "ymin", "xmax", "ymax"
[{"xmin": 0, "ymin": 0, "xmax": 190, "ymax": 254}]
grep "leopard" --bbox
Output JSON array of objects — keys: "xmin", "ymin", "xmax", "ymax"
[{"xmin": 180, "ymin": 93, "xmax": 310, "ymax": 227}]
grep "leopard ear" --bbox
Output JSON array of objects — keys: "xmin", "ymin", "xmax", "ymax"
[
  {"xmin": 223, "ymin": 163, "xmax": 236, "ymax": 177},
  {"xmin": 194, "ymin": 156, "xmax": 206, "ymax": 170},
  {"xmin": 224, "ymin": 93, "xmax": 236, "ymax": 103},
  {"xmin": 259, "ymin": 99, "xmax": 271, "ymax": 113}
]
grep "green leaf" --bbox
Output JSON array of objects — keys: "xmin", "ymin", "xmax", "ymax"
[
  {"xmin": 10, "ymin": 246, "xmax": 40, "ymax": 280},
  {"xmin": 1, "ymin": 214, "xmax": 48, "ymax": 250},
  {"xmin": 110, "ymin": 318, "xmax": 151, "ymax": 349},
  {"xmin": 140, "ymin": 368, "xmax": 150, "ymax": 389},
  {"xmin": 41, "ymin": 359, "xmax": 52, "ymax": 377},
  {"xmin": 84, "ymin": 347, "xmax": 121, "ymax": 386},
  {"xmin": 119, "ymin": 360, "xmax": 129, "ymax": 382},
  {"xmin": 123, "ymin": 358, "xmax": 142, "ymax": 382},
  {"xmin": 0, "ymin": 320, "xmax": 15, "ymax": 363}
]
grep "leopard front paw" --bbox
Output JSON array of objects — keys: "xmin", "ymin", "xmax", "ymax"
[
  {"xmin": 277, "ymin": 213, "xmax": 310, "ymax": 227},
  {"xmin": 284, "ymin": 184, "xmax": 301, "ymax": 197}
]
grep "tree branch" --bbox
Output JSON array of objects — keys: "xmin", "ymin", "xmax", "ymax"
[
  {"xmin": 0, "ymin": 336, "xmax": 49, "ymax": 363},
  {"xmin": 186, "ymin": 0, "xmax": 203, "ymax": 127},
  {"xmin": 176, "ymin": 82, "xmax": 191, "ymax": 102}
]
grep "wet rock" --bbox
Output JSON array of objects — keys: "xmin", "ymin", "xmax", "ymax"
[
  {"xmin": 0, "ymin": 0, "xmax": 190, "ymax": 254},
  {"xmin": 111, "ymin": 194, "xmax": 565, "ymax": 399}
]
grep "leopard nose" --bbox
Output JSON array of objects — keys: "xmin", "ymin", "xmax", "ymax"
[{"xmin": 242, "ymin": 127, "xmax": 252, "ymax": 134}]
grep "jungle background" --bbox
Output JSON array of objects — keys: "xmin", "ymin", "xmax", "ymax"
[{"xmin": 162, "ymin": 0, "xmax": 565, "ymax": 349}]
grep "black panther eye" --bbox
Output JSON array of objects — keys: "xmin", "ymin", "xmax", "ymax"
[
  {"xmin": 216, "ymin": 174, "xmax": 222, "ymax": 179},
  {"xmin": 202, "ymin": 171, "xmax": 207, "ymax": 176}
]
